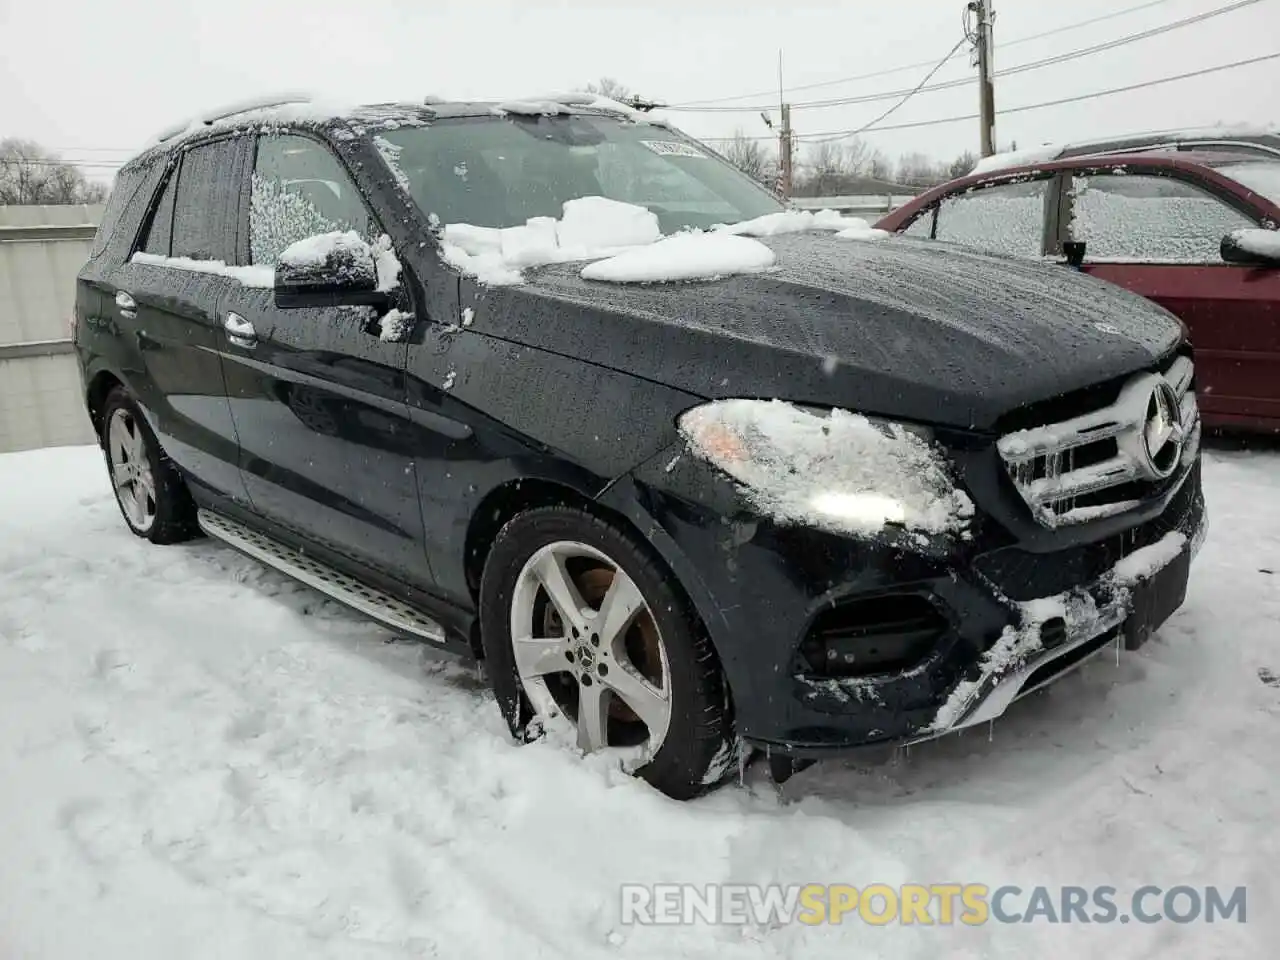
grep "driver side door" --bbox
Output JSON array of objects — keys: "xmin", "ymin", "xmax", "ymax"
[
  {"xmin": 1063, "ymin": 167, "xmax": 1280, "ymax": 430},
  {"xmin": 218, "ymin": 132, "xmax": 434, "ymax": 586}
]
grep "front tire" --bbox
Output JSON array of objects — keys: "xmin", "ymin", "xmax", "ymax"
[
  {"xmin": 101, "ymin": 387, "xmax": 199, "ymax": 544},
  {"xmin": 479, "ymin": 505, "xmax": 736, "ymax": 800}
]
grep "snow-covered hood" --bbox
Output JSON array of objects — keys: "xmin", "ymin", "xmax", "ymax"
[{"xmin": 467, "ymin": 233, "xmax": 1183, "ymax": 431}]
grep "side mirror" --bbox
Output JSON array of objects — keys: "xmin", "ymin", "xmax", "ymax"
[
  {"xmin": 1221, "ymin": 228, "xmax": 1280, "ymax": 267},
  {"xmin": 1063, "ymin": 240, "xmax": 1087, "ymax": 269},
  {"xmin": 274, "ymin": 231, "xmax": 389, "ymax": 308}
]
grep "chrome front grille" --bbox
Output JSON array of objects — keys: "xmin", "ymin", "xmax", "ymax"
[{"xmin": 997, "ymin": 355, "xmax": 1200, "ymax": 528}]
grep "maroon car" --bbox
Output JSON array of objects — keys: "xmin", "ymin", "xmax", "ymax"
[{"xmin": 878, "ymin": 151, "xmax": 1280, "ymax": 432}]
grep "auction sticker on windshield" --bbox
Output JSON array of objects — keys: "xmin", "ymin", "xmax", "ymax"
[{"xmin": 640, "ymin": 140, "xmax": 709, "ymax": 159}]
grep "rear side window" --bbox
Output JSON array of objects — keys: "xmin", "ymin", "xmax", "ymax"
[
  {"xmin": 138, "ymin": 166, "xmax": 178, "ymax": 256},
  {"xmin": 250, "ymin": 135, "xmax": 374, "ymax": 266},
  {"xmin": 934, "ymin": 179, "xmax": 1050, "ymax": 258},
  {"xmin": 170, "ymin": 139, "xmax": 241, "ymax": 262},
  {"xmin": 1067, "ymin": 172, "xmax": 1256, "ymax": 263}
]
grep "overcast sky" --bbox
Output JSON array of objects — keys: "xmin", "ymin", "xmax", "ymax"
[{"xmin": 1, "ymin": 0, "xmax": 1276, "ymax": 182}]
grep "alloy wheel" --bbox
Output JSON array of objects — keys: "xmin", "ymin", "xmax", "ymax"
[
  {"xmin": 107, "ymin": 408, "xmax": 158, "ymax": 534},
  {"xmin": 509, "ymin": 540, "xmax": 672, "ymax": 762}
]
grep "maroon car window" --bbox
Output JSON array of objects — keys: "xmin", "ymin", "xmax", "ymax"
[
  {"xmin": 1066, "ymin": 173, "xmax": 1254, "ymax": 264},
  {"xmin": 902, "ymin": 210, "xmax": 933, "ymax": 238},
  {"xmin": 933, "ymin": 179, "xmax": 1049, "ymax": 258}
]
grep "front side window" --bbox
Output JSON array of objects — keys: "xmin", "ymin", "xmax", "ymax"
[
  {"xmin": 933, "ymin": 178, "xmax": 1049, "ymax": 258},
  {"xmin": 375, "ymin": 115, "xmax": 784, "ymax": 234},
  {"xmin": 251, "ymin": 135, "xmax": 374, "ymax": 266},
  {"xmin": 1066, "ymin": 172, "xmax": 1255, "ymax": 263}
]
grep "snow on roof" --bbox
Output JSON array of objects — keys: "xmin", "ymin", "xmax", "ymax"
[
  {"xmin": 971, "ymin": 144, "xmax": 1063, "ymax": 176},
  {"xmin": 493, "ymin": 100, "xmax": 572, "ymax": 117}
]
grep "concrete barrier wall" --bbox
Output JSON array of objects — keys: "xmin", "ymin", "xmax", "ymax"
[{"xmin": 0, "ymin": 205, "xmax": 103, "ymax": 453}]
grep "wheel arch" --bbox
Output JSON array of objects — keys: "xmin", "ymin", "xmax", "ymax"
[
  {"xmin": 463, "ymin": 472, "xmax": 742, "ymax": 722},
  {"xmin": 85, "ymin": 368, "xmax": 126, "ymax": 441}
]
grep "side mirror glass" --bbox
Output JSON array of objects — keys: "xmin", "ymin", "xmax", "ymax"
[
  {"xmin": 275, "ymin": 231, "xmax": 384, "ymax": 307},
  {"xmin": 1220, "ymin": 228, "xmax": 1280, "ymax": 267}
]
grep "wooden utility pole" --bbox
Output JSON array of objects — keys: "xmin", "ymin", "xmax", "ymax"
[
  {"xmin": 779, "ymin": 103, "xmax": 794, "ymax": 198},
  {"xmin": 974, "ymin": 0, "xmax": 997, "ymax": 157}
]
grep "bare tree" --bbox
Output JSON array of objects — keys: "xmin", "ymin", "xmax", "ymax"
[
  {"xmin": 793, "ymin": 138, "xmax": 873, "ymax": 196},
  {"xmin": 582, "ymin": 77, "xmax": 634, "ymax": 102},
  {"xmin": 896, "ymin": 152, "xmax": 944, "ymax": 186},
  {"xmin": 867, "ymin": 149, "xmax": 894, "ymax": 182},
  {"xmin": 947, "ymin": 150, "xmax": 977, "ymax": 180},
  {"xmin": 720, "ymin": 129, "xmax": 775, "ymax": 185},
  {"xmin": 0, "ymin": 139, "xmax": 110, "ymax": 205}
]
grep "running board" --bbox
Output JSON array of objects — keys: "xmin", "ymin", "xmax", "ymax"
[{"xmin": 197, "ymin": 509, "xmax": 447, "ymax": 644}]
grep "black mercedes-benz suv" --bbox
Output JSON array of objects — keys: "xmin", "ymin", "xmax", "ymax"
[{"xmin": 74, "ymin": 95, "xmax": 1205, "ymax": 799}]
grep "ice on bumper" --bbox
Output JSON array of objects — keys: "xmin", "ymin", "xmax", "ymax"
[
  {"xmin": 926, "ymin": 530, "xmax": 1191, "ymax": 735},
  {"xmin": 678, "ymin": 399, "xmax": 974, "ymax": 537}
]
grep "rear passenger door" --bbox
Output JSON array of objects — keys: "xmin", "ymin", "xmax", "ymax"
[
  {"xmin": 113, "ymin": 136, "xmax": 252, "ymax": 505},
  {"xmin": 1063, "ymin": 168, "xmax": 1280, "ymax": 428},
  {"xmin": 218, "ymin": 132, "xmax": 434, "ymax": 586}
]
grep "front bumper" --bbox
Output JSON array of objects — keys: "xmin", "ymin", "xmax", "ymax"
[{"xmin": 620, "ymin": 453, "xmax": 1206, "ymax": 759}]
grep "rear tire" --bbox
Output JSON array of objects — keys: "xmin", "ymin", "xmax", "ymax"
[
  {"xmin": 101, "ymin": 387, "xmax": 199, "ymax": 544},
  {"xmin": 479, "ymin": 505, "xmax": 736, "ymax": 800}
]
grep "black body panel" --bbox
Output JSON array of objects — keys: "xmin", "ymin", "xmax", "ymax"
[
  {"xmin": 490, "ymin": 234, "xmax": 1183, "ymax": 430},
  {"xmin": 73, "ymin": 104, "xmax": 1204, "ymax": 760}
]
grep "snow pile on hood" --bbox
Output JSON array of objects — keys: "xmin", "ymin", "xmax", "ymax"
[
  {"xmin": 440, "ymin": 198, "xmax": 892, "ymax": 287},
  {"xmin": 719, "ymin": 208, "xmax": 878, "ymax": 237},
  {"xmin": 678, "ymin": 399, "xmax": 974, "ymax": 537},
  {"xmin": 835, "ymin": 225, "xmax": 890, "ymax": 241},
  {"xmin": 439, "ymin": 197, "xmax": 663, "ymax": 286},
  {"xmin": 580, "ymin": 232, "xmax": 775, "ymax": 283}
]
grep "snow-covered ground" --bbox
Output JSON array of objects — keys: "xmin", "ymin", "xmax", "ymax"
[{"xmin": 2, "ymin": 444, "xmax": 1276, "ymax": 959}]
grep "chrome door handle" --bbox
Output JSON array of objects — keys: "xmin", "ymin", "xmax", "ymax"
[
  {"xmin": 115, "ymin": 291, "xmax": 137, "ymax": 318},
  {"xmin": 224, "ymin": 312, "xmax": 257, "ymax": 347}
]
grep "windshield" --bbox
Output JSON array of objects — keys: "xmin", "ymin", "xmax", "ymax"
[
  {"xmin": 374, "ymin": 115, "xmax": 784, "ymax": 234},
  {"xmin": 1214, "ymin": 160, "xmax": 1280, "ymax": 207}
]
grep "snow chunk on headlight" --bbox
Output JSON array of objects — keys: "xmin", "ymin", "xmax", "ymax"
[{"xmin": 678, "ymin": 399, "xmax": 974, "ymax": 537}]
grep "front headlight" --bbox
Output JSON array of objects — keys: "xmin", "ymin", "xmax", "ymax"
[{"xmin": 677, "ymin": 399, "xmax": 973, "ymax": 537}]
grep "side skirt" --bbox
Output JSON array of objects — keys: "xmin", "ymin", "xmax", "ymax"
[{"xmin": 197, "ymin": 508, "xmax": 463, "ymax": 650}]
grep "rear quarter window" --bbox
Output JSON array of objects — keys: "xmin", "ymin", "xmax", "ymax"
[{"xmin": 89, "ymin": 166, "xmax": 144, "ymax": 258}]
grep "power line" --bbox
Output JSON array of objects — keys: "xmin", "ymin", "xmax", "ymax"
[
  {"xmin": 795, "ymin": 50, "xmax": 1280, "ymax": 141},
  {"xmin": 668, "ymin": 0, "xmax": 1263, "ymax": 112},
  {"xmin": 699, "ymin": 50, "xmax": 1280, "ymax": 142},
  {"xmin": 671, "ymin": 0, "xmax": 1178, "ymax": 106},
  {"xmin": 805, "ymin": 38, "xmax": 969, "ymax": 146}
]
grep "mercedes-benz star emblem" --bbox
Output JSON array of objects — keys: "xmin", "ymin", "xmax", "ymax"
[{"xmin": 1142, "ymin": 381, "xmax": 1184, "ymax": 479}]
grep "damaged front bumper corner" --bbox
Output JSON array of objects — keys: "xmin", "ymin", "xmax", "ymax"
[{"xmin": 910, "ymin": 514, "xmax": 1205, "ymax": 745}]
